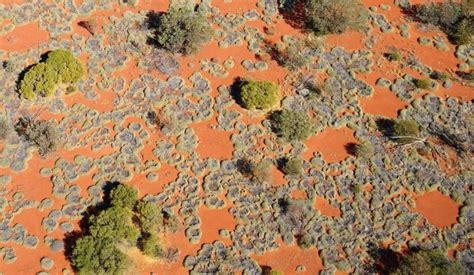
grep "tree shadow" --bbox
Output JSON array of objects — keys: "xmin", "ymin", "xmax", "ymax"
[
  {"xmin": 364, "ymin": 242, "xmax": 402, "ymax": 274},
  {"xmin": 229, "ymin": 77, "xmax": 246, "ymax": 107},
  {"xmin": 144, "ymin": 11, "xmax": 166, "ymax": 47},
  {"xmin": 278, "ymin": 0, "xmax": 307, "ymax": 30},
  {"xmin": 345, "ymin": 142, "xmax": 358, "ymax": 156},
  {"xmin": 376, "ymin": 118, "xmax": 395, "ymax": 138}
]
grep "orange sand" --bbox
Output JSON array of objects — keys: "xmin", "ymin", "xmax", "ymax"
[{"xmin": 414, "ymin": 191, "xmax": 460, "ymax": 228}]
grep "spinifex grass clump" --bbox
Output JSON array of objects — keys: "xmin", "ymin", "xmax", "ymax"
[
  {"xmin": 392, "ymin": 119, "xmax": 420, "ymax": 144},
  {"xmin": 18, "ymin": 49, "xmax": 84, "ymax": 100}
]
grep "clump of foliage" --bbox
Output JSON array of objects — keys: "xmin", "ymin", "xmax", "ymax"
[
  {"xmin": 252, "ymin": 161, "xmax": 272, "ymax": 183},
  {"xmin": 385, "ymin": 51, "xmax": 402, "ymax": 62},
  {"xmin": 392, "ymin": 119, "xmax": 420, "ymax": 144},
  {"xmin": 431, "ymin": 71, "xmax": 450, "ymax": 81},
  {"xmin": 0, "ymin": 117, "xmax": 12, "ymax": 140},
  {"xmin": 353, "ymin": 141, "xmax": 375, "ymax": 159},
  {"xmin": 18, "ymin": 49, "xmax": 84, "ymax": 100},
  {"xmin": 282, "ymin": 157, "xmax": 304, "ymax": 176},
  {"xmin": 239, "ymin": 79, "xmax": 281, "ymax": 110},
  {"xmin": 412, "ymin": 1, "xmax": 473, "ymax": 45},
  {"xmin": 389, "ymin": 249, "xmax": 463, "ymax": 275},
  {"xmin": 70, "ymin": 183, "xmax": 178, "ymax": 274},
  {"xmin": 413, "ymin": 78, "xmax": 433, "ymax": 90},
  {"xmin": 303, "ymin": 0, "xmax": 369, "ymax": 35},
  {"xmin": 15, "ymin": 117, "xmax": 61, "ymax": 157},
  {"xmin": 271, "ymin": 110, "xmax": 313, "ymax": 142},
  {"xmin": 276, "ymin": 41, "xmax": 311, "ymax": 71},
  {"xmin": 147, "ymin": 7, "xmax": 213, "ymax": 55}
]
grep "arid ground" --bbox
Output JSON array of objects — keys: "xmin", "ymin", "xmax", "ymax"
[{"xmin": 0, "ymin": 0, "xmax": 472, "ymax": 274}]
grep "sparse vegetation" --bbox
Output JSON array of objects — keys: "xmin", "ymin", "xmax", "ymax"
[
  {"xmin": 15, "ymin": 117, "xmax": 61, "ymax": 157},
  {"xmin": 239, "ymin": 79, "xmax": 280, "ymax": 110},
  {"xmin": 147, "ymin": 7, "xmax": 213, "ymax": 55},
  {"xmin": 272, "ymin": 109, "xmax": 313, "ymax": 142},
  {"xmin": 252, "ymin": 161, "xmax": 272, "ymax": 183},
  {"xmin": 303, "ymin": 0, "xmax": 369, "ymax": 35},
  {"xmin": 392, "ymin": 119, "xmax": 420, "ymax": 144},
  {"xmin": 0, "ymin": 117, "xmax": 12, "ymax": 140},
  {"xmin": 18, "ymin": 49, "xmax": 84, "ymax": 100},
  {"xmin": 282, "ymin": 157, "xmax": 303, "ymax": 176},
  {"xmin": 412, "ymin": 1, "xmax": 473, "ymax": 45},
  {"xmin": 431, "ymin": 71, "xmax": 450, "ymax": 81},
  {"xmin": 276, "ymin": 41, "xmax": 311, "ymax": 71}
]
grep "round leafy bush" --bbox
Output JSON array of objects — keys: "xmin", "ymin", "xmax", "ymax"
[
  {"xmin": 109, "ymin": 184, "xmax": 138, "ymax": 209},
  {"xmin": 413, "ymin": 78, "xmax": 433, "ymax": 90},
  {"xmin": 148, "ymin": 8, "xmax": 213, "ymax": 55},
  {"xmin": 240, "ymin": 79, "xmax": 280, "ymax": 110},
  {"xmin": 18, "ymin": 49, "xmax": 84, "ymax": 100},
  {"xmin": 282, "ymin": 157, "xmax": 303, "ymax": 175},
  {"xmin": 45, "ymin": 49, "xmax": 84, "ymax": 83},
  {"xmin": 272, "ymin": 109, "xmax": 313, "ymax": 142},
  {"xmin": 390, "ymin": 249, "xmax": 463, "ymax": 275},
  {"xmin": 304, "ymin": 0, "xmax": 369, "ymax": 35}
]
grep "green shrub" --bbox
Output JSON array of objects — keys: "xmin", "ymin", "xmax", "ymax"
[
  {"xmin": 71, "ymin": 235, "xmax": 130, "ymax": 275},
  {"xmin": 282, "ymin": 157, "xmax": 303, "ymax": 175},
  {"xmin": 45, "ymin": 49, "xmax": 84, "ymax": 83},
  {"xmin": 19, "ymin": 63, "xmax": 59, "ymax": 99},
  {"xmin": 148, "ymin": 8, "xmax": 213, "ymax": 55},
  {"xmin": 135, "ymin": 201, "xmax": 163, "ymax": 234},
  {"xmin": 296, "ymin": 233, "xmax": 314, "ymax": 249},
  {"xmin": 303, "ymin": 0, "xmax": 369, "ymax": 35},
  {"xmin": 0, "ymin": 117, "xmax": 11, "ymax": 140},
  {"xmin": 272, "ymin": 110, "xmax": 313, "ymax": 142},
  {"xmin": 88, "ymin": 206, "xmax": 140, "ymax": 243},
  {"xmin": 385, "ymin": 51, "xmax": 401, "ymax": 62},
  {"xmin": 15, "ymin": 117, "xmax": 61, "ymax": 157},
  {"xmin": 431, "ymin": 71, "xmax": 449, "ymax": 81},
  {"xmin": 109, "ymin": 184, "xmax": 138, "ymax": 209},
  {"xmin": 140, "ymin": 234, "xmax": 163, "ymax": 258},
  {"xmin": 413, "ymin": 78, "xmax": 433, "ymax": 90},
  {"xmin": 239, "ymin": 79, "xmax": 280, "ymax": 110},
  {"xmin": 413, "ymin": 1, "xmax": 472, "ymax": 45},
  {"xmin": 392, "ymin": 119, "xmax": 420, "ymax": 144},
  {"xmin": 252, "ymin": 161, "xmax": 272, "ymax": 183},
  {"xmin": 18, "ymin": 49, "xmax": 83, "ymax": 99},
  {"xmin": 390, "ymin": 249, "xmax": 463, "ymax": 275},
  {"xmin": 353, "ymin": 141, "xmax": 375, "ymax": 159}
]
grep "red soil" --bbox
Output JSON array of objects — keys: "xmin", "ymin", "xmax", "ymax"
[
  {"xmin": 304, "ymin": 127, "xmax": 357, "ymax": 163},
  {"xmin": 0, "ymin": 22, "xmax": 49, "ymax": 52},
  {"xmin": 414, "ymin": 190, "xmax": 460, "ymax": 228},
  {"xmin": 314, "ymin": 196, "xmax": 341, "ymax": 217}
]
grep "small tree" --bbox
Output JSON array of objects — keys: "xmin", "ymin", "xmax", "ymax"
[
  {"xmin": 272, "ymin": 110, "xmax": 313, "ymax": 142},
  {"xmin": 88, "ymin": 206, "xmax": 140, "ymax": 243},
  {"xmin": 15, "ymin": 117, "xmax": 61, "ymax": 157},
  {"xmin": 282, "ymin": 157, "xmax": 304, "ymax": 176},
  {"xmin": 390, "ymin": 249, "xmax": 463, "ymax": 275},
  {"xmin": 303, "ymin": 0, "xmax": 369, "ymax": 35},
  {"xmin": 45, "ymin": 49, "xmax": 84, "ymax": 84},
  {"xmin": 109, "ymin": 184, "xmax": 138, "ymax": 209},
  {"xmin": 135, "ymin": 200, "xmax": 163, "ymax": 234},
  {"xmin": 392, "ymin": 119, "xmax": 420, "ymax": 144},
  {"xmin": 147, "ymin": 8, "xmax": 213, "ymax": 55},
  {"xmin": 239, "ymin": 80, "xmax": 281, "ymax": 110}
]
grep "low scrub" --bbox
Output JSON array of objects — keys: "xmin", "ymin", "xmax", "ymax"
[
  {"xmin": 271, "ymin": 109, "xmax": 313, "ymax": 142},
  {"xmin": 147, "ymin": 7, "xmax": 213, "ymax": 55},
  {"xmin": 15, "ymin": 117, "xmax": 61, "ymax": 157}
]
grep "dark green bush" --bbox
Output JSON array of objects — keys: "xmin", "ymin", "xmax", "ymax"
[
  {"xmin": 390, "ymin": 249, "xmax": 463, "ymax": 275},
  {"xmin": 18, "ymin": 49, "xmax": 84, "ymax": 99},
  {"xmin": 15, "ymin": 117, "xmax": 61, "ymax": 157},
  {"xmin": 303, "ymin": 0, "xmax": 369, "ymax": 35},
  {"xmin": 109, "ymin": 184, "xmax": 138, "ymax": 209},
  {"xmin": 272, "ymin": 109, "xmax": 313, "ymax": 142},
  {"xmin": 140, "ymin": 234, "xmax": 163, "ymax": 258},
  {"xmin": 392, "ymin": 119, "xmax": 420, "ymax": 144},
  {"xmin": 413, "ymin": 78, "xmax": 433, "ymax": 90},
  {"xmin": 71, "ymin": 235, "xmax": 130, "ymax": 275},
  {"xmin": 413, "ymin": 1, "xmax": 473, "ymax": 45},
  {"xmin": 135, "ymin": 200, "xmax": 163, "ymax": 234},
  {"xmin": 88, "ymin": 206, "xmax": 140, "ymax": 243},
  {"xmin": 148, "ymin": 8, "xmax": 213, "ymax": 55},
  {"xmin": 282, "ymin": 157, "xmax": 303, "ymax": 175},
  {"xmin": 239, "ymin": 79, "xmax": 280, "ymax": 110},
  {"xmin": 385, "ymin": 51, "xmax": 401, "ymax": 62}
]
